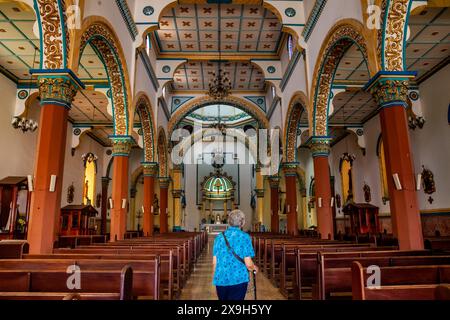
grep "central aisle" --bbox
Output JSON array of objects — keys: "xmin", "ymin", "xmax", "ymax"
[{"xmin": 179, "ymin": 236, "xmax": 286, "ymax": 300}]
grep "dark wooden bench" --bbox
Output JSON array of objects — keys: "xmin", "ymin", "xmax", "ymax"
[
  {"xmin": 0, "ymin": 266, "xmax": 133, "ymax": 300},
  {"xmin": 317, "ymin": 255, "xmax": 450, "ymax": 300},
  {"xmin": 0, "ymin": 241, "xmax": 29, "ymax": 259},
  {"xmin": 352, "ymin": 261, "xmax": 450, "ymax": 300}
]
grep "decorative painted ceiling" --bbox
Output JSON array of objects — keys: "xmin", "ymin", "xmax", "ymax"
[
  {"xmin": 0, "ymin": 2, "xmax": 39, "ymax": 80},
  {"xmin": 69, "ymin": 90, "xmax": 111, "ymax": 123},
  {"xmin": 406, "ymin": 7, "xmax": 449, "ymax": 81},
  {"xmin": 0, "ymin": 2, "xmax": 107, "ymax": 82},
  {"xmin": 77, "ymin": 43, "xmax": 109, "ymax": 81},
  {"xmin": 172, "ymin": 61, "xmax": 265, "ymax": 91},
  {"xmin": 155, "ymin": 4, "xmax": 283, "ymax": 57},
  {"xmin": 329, "ymin": 90, "xmax": 378, "ymax": 125},
  {"xmin": 334, "ymin": 43, "xmax": 370, "ymax": 83}
]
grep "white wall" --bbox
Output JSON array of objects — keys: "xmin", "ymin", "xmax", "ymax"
[
  {"xmin": 0, "ymin": 74, "xmax": 39, "ymax": 179},
  {"xmin": 411, "ymin": 65, "xmax": 450, "ymax": 211}
]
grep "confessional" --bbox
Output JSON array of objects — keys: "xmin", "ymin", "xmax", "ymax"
[
  {"xmin": 0, "ymin": 177, "xmax": 31, "ymax": 240},
  {"xmin": 342, "ymin": 202, "xmax": 380, "ymax": 235},
  {"xmin": 60, "ymin": 205, "xmax": 98, "ymax": 236}
]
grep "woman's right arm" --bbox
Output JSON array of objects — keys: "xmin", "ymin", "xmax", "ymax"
[{"xmin": 244, "ymin": 257, "xmax": 259, "ymax": 273}]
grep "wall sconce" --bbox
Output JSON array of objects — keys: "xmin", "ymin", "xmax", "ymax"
[
  {"xmin": 109, "ymin": 199, "xmax": 114, "ymax": 209},
  {"xmin": 141, "ymin": 205, "xmax": 145, "ymax": 213},
  {"xmin": 393, "ymin": 173, "xmax": 402, "ymax": 190},
  {"xmin": 122, "ymin": 199, "xmax": 127, "ymax": 209},
  {"xmin": 416, "ymin": 174, "xmax": 422, "ymax": 191},
  {"xmin": 49, "ymin": 175, "xmax": 57, "ymax": 192},
  {"xmin": 27, "ymin": 175, "xmax": 34, "ymax": 192},
  {"xmin": 318, "ymin": 197, "xmax": 323, "ymax": 208},
  {"xmin": 330, "ymin": 197, "xmax": 335, "ymax": 208}
]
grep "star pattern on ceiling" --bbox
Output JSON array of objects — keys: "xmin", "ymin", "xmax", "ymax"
[
  {"xmin": 172, "ymin": 61, "xmax": 265, "ymax": 91},
  {"xmin": 155, "ymin": 4, "xmax": 282, "ymax": 55}
]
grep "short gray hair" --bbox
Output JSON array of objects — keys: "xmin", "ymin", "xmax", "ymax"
[{"xmin": 229, "ymin": 210, "xmax": 245, "ymax": 227}]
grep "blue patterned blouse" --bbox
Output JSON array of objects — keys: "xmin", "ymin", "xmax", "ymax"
[{"xmin": 213, "ymin": 227, "xmax": 255, "ymax": 286}]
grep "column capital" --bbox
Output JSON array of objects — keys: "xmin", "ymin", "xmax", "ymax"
[
  {"xmin": 306, "ymin": 136, "xmax": 331, "ymax": 158},
  {"xmin": 282, "ymin": 162, "xmax": 299, "ymax": 176},
  {"xmin": 31, "ymin": 69, "xmax": 84, "ymax": 109},
  {"xmin": 141, "ymin": 162, "xmax": 158, "ymax": 177},
  {"xmin": 255, "ymin": 189, "xmax": 265, "ymax": 198},
  {"xmin": 172, "ymin": 164, "xmax": 184, "ymax": 173},
  {"xmin": 269, "ymin": 176, "xmax": 281, "ymax": 188},
  {"xmin": 364, "ymin": 71, "xmax": 416, "ymax": 109},
  {"xmin": 110, "ymin": 136, "xmax": 135, "ymax": 157},
  {"xmin": 172, "ymin": 189, "xmax": 183, "ymax": 198},
  {"xmin": 159, "ymin": 177, "xmax": 171, "ymax": 188}
]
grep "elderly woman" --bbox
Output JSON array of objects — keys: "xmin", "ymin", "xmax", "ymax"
[{"xmin": 212, "ymin": 210, "xmax": 258, "ymax": 300}]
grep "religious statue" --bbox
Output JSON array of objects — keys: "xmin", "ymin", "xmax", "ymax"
[
  {"xmin": 363, "ymin": 183, "xmax": 371, "ymax": 203},
  {"xmin": 67, "ymin": 183, "xmax": 75, "ymax": 204},
  {"xmin": 215, "ymin": 214, "xmax": 221, "ymax": 224},
  {"xmin": 153, "ymin": 194, "xmax": 160, "ymax": 215},
  {"xmin": 421, "ymin": 165, "xmax": 436, "ymax": 204},
  {"xmin": 336, "ymin": 194, "xmax": 342, "ymax": 208},
  {"xmin": 96, "ymin": 193, "xmax": 102, "ymax": 208}
]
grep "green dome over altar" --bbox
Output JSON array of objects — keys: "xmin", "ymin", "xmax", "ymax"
[{"xmin": 203, "ymin": 174, "xmax": 234, "ymax": 200}]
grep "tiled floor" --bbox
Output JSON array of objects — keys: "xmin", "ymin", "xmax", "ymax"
[{"xmin": 179, "ymin": 236, "xmax": 286, "ymax": 300}]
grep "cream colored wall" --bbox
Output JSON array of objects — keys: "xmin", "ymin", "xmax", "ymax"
[{"xmin": 0, "ymin": 74, "xmax": 39, "ymax": 179}]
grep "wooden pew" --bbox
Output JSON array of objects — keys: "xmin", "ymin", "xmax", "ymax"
[
  {"xmin": 0, "ymin": 240, "xmax": 29, "ymax": 259},
  {"xmin": 352, "ymin": 261, "xmax": 450, "ymax": 300},
  {"xmin": 0, "ymin": 258, "xmax": 161, "ymax": 300},
  {"xmin": 0, "ymin": 292, "xmax": 122, "ymax": 300},
  {"xmin": 59, "ymin": 244, "xmax": 185, "ymax": 291},
  {"xmin": 288, "ymin": 249, "xmax": 430, "ymax": 300},
  {"xmin": 317, "ymin": 254, "xmax": 450, "ymax": 300},
  {"xmin": 0, "ymin": 266, "xmax": 134, "ymax": 300},
  {"xmin": 46, "ymin": 248, "xmax": 175, "ymax": 299},
  {"xmin": 279, "ymin": 246, "xmax": 403, "ymax": 299},
  {"xmin": 56, "ymin": 235, "xmax": 107, "ymax": 249}
]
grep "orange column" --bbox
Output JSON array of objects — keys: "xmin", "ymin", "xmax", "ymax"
[
  {"xmin": 269, "ymin": 176, "xmax": 280, "ymax": 233},
  {"xmin": 283, "ymin": 164, "xmax": 298, "ymax": 236},
  {"xmin": 310, "ymin": 139, "xmax": 333, "ymax": 240},
  {"xmin": 110, "ymin": 137, "xmax": 133, "ymax": 242},
  {"xmin": 159, "ymin": 178, "xmax": 170, "ymax": 233},
  {"xmin": 28, "ymin": 75, "xmax": 78, "ymax": 254},
  {"xmin": 368, "ymin": 73, "xmax": 423, "ymax": 250},
  {"xmin": 142, "ymin": 162, "xmax": 158, "ymax": 237}
]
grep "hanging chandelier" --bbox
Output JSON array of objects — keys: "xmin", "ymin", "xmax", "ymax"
[{"xmin": 208, "ymin": 68, "xmax": 231, "ymax": 100}]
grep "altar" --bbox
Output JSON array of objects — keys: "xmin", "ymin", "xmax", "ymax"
[{"xmin": 201, "ymin": 224, "xmax": 229, "ymax": 235}]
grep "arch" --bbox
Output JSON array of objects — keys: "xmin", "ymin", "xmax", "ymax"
[
  {"xmin": 284, "ymin": 91, "xmax": 309, "ymax": 163},
  {"xmin": 133, "ymin": 92, "xmax": 157, "ymax": 162},
  {"xmin": 310, "ymin": 20, "xmax": 373, "ymax": 137},
  {"xmin": 78, "ymin": 17, "xmax": 132, "ymax": 136},
  {"xmin": 168, "ymin": 96, "xmax": 270, "ymax": 139},
  {"xmin": 157, "ymin": 127, "xmax": 168, "ymax": 177},
  {"xmin": 173, "ymin": 128, "xmax": 259, "ymax": 166}
]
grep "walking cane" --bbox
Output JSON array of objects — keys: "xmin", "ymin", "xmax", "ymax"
[{"xmin": 252, "ymin": 270, "xmax": 257, "ymax": 300}]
